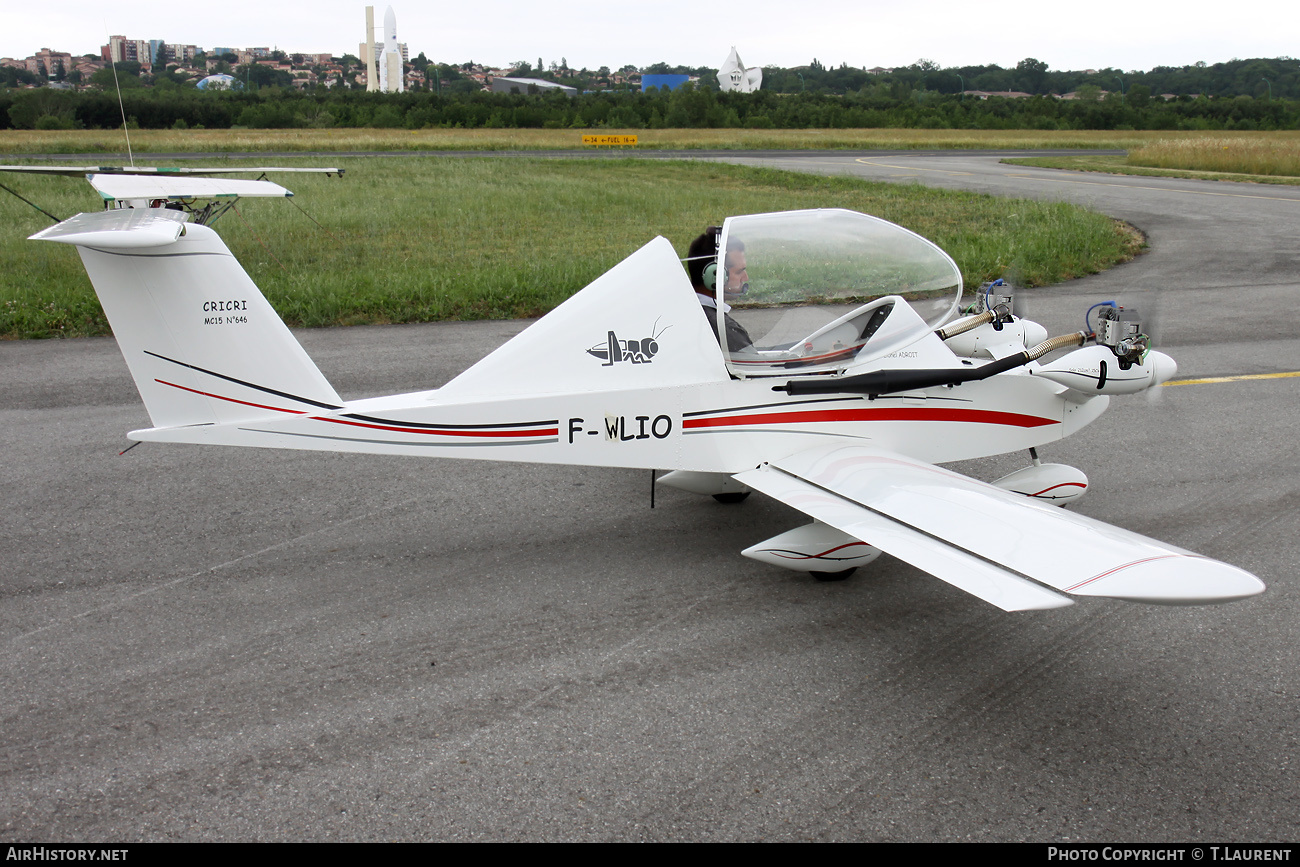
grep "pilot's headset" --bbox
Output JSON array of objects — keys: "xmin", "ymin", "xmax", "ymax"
[
  {"xmin": 703, "ymin": 226, "xmax": 749, "ymax": 296},
  {"xmin": 700, "ymin": 226, "xmax": 723, "ymax": 291}
]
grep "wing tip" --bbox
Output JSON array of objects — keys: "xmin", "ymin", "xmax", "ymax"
[{"xmin": 1072, "ymin": 555, "xmax": 1266, "ymax": 606}]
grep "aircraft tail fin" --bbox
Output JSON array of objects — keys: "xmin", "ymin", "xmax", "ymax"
[{"xmin": 32, "ymin": 210, "xmax": 342, "ymax": 429}]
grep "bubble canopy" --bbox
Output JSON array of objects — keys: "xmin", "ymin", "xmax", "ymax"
[{"xmin": 714, "ymin": 209, "xmax": 963, "ymax": 377}]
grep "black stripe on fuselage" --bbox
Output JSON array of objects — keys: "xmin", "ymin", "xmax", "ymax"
[
  {"xmin": 340, "ymin": 413, "xmax": 558, "ymax": 430},
  {"xmin": 144, "ymin": 350, "xmax": 343, "ymax": 410}
]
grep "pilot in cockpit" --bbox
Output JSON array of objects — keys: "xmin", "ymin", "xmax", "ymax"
[{"xmin": 686, "ymin": 227, "xmax": 753, "ymax": 352}]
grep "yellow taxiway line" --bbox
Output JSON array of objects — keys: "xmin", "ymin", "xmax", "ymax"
[
  {"xmin": 853, "ymin": 157, "xmax": 972, "ymax": 176},
  {"xmin": 1164, "ymin": 371, "xmax": 1300, "ymax": 387}
]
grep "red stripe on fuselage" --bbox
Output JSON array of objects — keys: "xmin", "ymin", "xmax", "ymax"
[
  {"xmin": 156, "ymin": 380, "xmax": 555, "ymax": 437},
  {"xmin": 156, "ymin": 379, "xmax": 309, "ymax": 415}
]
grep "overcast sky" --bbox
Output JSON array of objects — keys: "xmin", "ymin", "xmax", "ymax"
[{"xmin": 6, "ymin": 0, "xmax": 1296, "ymax": 74}]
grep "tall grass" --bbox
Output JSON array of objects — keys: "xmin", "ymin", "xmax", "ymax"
[
  {"xmin": 0, "ymin": 127, "xmax": 1208, "ymax": 155},
  {"xmin": 1127, "ymin": 135, "xmax": 1300, "ymax": 176},
  {"xmin": 0, "ymin": 157, "xmax": 1139, "ymax": 339}
]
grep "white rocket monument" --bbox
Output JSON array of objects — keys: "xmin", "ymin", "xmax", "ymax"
[
  {"xmin": 380, "ymin": 6, "xmax": 403, "ymax": 93},
  {"xmin": 363, "ymin": 5, "xmax": 404, "ymax": 93}
]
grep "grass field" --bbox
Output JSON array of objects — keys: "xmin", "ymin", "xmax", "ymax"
[
  {"xmin": 0, "ymin": 157, "xmax": 1141, "ymax": 339},
  {"xmin": 1128, "ymin": 136, "xmax": 1300, "ymax": 176},
  {"xmin": 0, "ymin": 127, "xmax": 1245, "ymax": 155},
  {"xmin": 1003, "ymin": 132, "xmax": 1300, "ymax": 184}
]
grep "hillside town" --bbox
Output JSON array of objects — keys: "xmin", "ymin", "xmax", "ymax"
[
  {"xmin": 1, "ymin": 32, "xmax": 657, "ymax": 96},
  {"xmin": 2, "ymin": 43, "xmax": 560, "ymax": 92}
]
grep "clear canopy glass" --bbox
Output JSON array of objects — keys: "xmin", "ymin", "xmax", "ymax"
[{"xmin": 714, "ymin": 209, "xmax": 963, "ymax": 377}]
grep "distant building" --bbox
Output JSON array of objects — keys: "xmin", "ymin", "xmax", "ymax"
[
  {"xmin": 26, "ymin": 48, "xmax": 74, "ymax": 77},
  {"xmin": 169, "ymin": 44, "xmax": 202, "ymax": 64},
  {"xmin": 490, "ymin": 76, "xmax": 577, "ymax": 96},
  {"xmin": 3, "ymin": 53, "xmax": 96, "ymax": 80},
  {"xmin": 717, "ymin": 47, "xmax": 761, "ymax": 92},
  {"xmin": 102, "ymin": 36, "xmax": 151, "ymax": 68},
  {"xmin": 963, "ymin": 90, "xmax": 1033, "ymax": 100},
  {"xmin": 72, "ymin": 58, "xmax": 104, "ymax": 78},
  {"xmin": 147, "ymin": 41, "xmax": 202, "ymax": 67},
  {"xmin": 197, "ymin": 73, "xmax": 237, "ymax": 90},
  {"xmin": 641, "ymin": 74, "xmax": 689, "ymax": 92}
]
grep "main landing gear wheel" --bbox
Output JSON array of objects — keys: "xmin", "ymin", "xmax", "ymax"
[
  {"xmin": 712, "ymin": 491, "xmax": 751, "ymax": 504},
  {"xmin": 811, "ymin": 568, "xmax": 857, "ymax": 582}
]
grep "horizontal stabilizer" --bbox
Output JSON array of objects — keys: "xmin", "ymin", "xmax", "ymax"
[
  {"xmin": 87, "ymin": 174, "xmax": 293, "ymax": 202},
  {"xmin": 737, "ymin": 444, "xmax": 1265, "ymax": 608},
  {"xmin": 30, "ymin": 208, "xmax": 188, "ymax": 249},
  {"xmin": 1, "ymin": 164, "xmax": 343, "ymax": 178}
]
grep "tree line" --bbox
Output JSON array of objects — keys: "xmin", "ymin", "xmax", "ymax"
[
  {"xmin": 757, "ymin": 56, "xmax": 1297, "ymax": 100},
  {"xmin": 5, "ymin": 85, "xmax": 1297, "ymax": 133}
]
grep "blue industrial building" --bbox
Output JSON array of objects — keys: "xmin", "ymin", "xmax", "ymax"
[{"xmin": 641, "ymin": 74, "xmax": 690, "ymax": 92}]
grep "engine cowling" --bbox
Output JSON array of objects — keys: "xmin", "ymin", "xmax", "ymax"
[
  {"xmin": 1032, "ymin": 345, "xmax": 1176, "ymax": 395},
  {"xmin": 943, "ymin": 316, "xmax": 1049, "ymax": 359}
]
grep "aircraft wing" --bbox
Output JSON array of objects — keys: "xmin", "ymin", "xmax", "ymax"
[{"xmin": 734, "ymin": 444, "xmax": 1265, "ymax": 611}]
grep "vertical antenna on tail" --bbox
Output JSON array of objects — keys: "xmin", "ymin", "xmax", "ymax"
[{"xmin": 104, "ymin": 25, "xmax": 135, "ymax": 167}]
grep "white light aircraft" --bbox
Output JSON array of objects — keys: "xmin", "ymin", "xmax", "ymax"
[{"xmin": 24, "ymin": 201, "xmax": 1265, "ymax": 611}]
